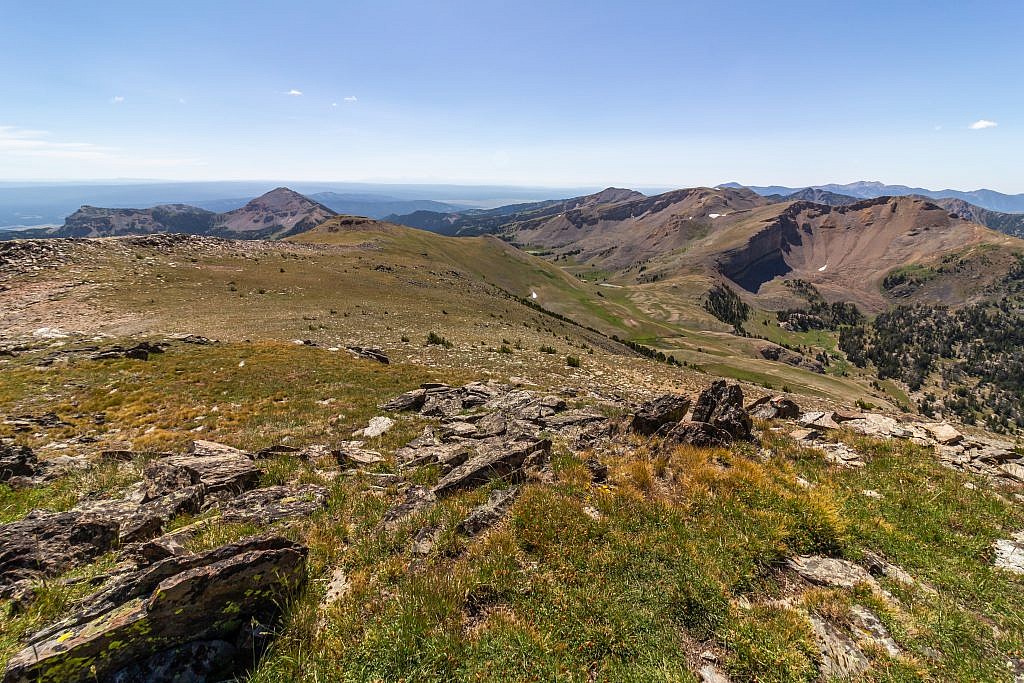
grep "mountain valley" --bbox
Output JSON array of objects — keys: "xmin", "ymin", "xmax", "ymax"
[{"xmin": 3, "ymin": 182, "xmax": 1024, "ymax": 682}]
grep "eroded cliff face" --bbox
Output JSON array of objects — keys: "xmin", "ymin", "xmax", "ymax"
[
  {"xmin": 715, "ymin": 202, "xmax": 816, "ymax": 293},
  {"xmin": 713, "ymin": 197, "xmax": 1012, "ymax": 310}
]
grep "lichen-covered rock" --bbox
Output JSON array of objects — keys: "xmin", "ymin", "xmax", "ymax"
[
  {"xmin": 787, "ymin": 555, "xmax": 877, "ymax": 590},
  {"xmin": 457, "ymin": 487, "xmax": 520, "ymax": 537},
  {"xmin": 433, "ymin": 438, "xmax": 551, "ymax": 497},
  {"xmin": 217, "ymin": 484, "xmax": 329, "ymax": 524},
  {"xmin": 629, "ymin": 394, "xmax": 691, "ymax": 436},
  {"xmin": 2, "ymin": 536, "xmax": 307, "ymax": 683},
  {"xmin": 0, "ymin": 511, "xmax": 120, "ymax": 589},
  {"xmin": 110, "ymin": 639, "xmax": 237, "ymax": 683},
  {"xmin": 72, "ymin": 485, "xmax": 205, "ymax": 544}
]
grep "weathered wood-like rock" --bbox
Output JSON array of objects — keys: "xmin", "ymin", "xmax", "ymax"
[
  {"xmin": 433, "ymin": 439, "xmax": 551, "ymax": 497},
  {"xmin": 457, "ymin": 487, "xmax": 520, "ymax": 537},
  {"xmin": 0, "ymin": 511, "xmax": 120, "ymax": 589},
  {"xmin": 629, "ymin": 394, "xmax": 692, "ymax": 435},
  {"xmin": 2, "ymin": 536, "xmax": 307, "ymax": 683}
]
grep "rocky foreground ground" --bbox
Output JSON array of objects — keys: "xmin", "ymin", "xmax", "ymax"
[{"xmin": 3, "ymin": 366, "xmax": 1024, "ymax": 681}]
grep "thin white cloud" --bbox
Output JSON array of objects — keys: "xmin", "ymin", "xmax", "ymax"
[
  {"xmin": 0, "ymin": 124, "xmax": 202, "ymax": 168},
  {"xmin": 343, "ymin": 95, "xmax": 357, "ymax": 103},
  {"xmin": 0, "ymin": 125, "xmax": 113, "ymax": 160},
  {"xmin": 286, "ymin": 89, "xmax": 303, "ymax": 96},
  {"xmin": 969, "ymin": 119, "xmax": 997, "ymax": 130},
  {"xmin": 111, "ymin": 95, "xmax": 125, "ymax": 104},
  {"xmin": 331, "ymin": 102, "xmax": 338, "ymax": 107}
]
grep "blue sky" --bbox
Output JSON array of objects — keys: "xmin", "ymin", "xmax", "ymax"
[{"xmin": 1, "ymin": 0, "xmax": 1022, "ymax": 191}]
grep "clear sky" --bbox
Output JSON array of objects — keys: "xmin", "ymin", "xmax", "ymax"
[{"xmin": 1, "ymin": 0, "xmax": 1022, "ymax": 191}]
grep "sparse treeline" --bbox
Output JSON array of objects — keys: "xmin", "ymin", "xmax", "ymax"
[{"xmin": 839, "ymin": 301, "xmax": 1024, "ymax": 431}]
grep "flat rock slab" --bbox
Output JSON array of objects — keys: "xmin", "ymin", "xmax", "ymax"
[
  {"xmin": 787, "ymin": 555, "xmax": 877, "ymax": 590},
  {"xmin": 0, "ymin": 511, "xmax": 120, "ymax": 589},
  {"xmin": 809, "ymin": 615, "xmax": 870, "ymax": 679},
  {"xmin": 433, "ymin": 439, "xmax": 550, "ymax": 497},
  {"xmin": 152, "ymin": 453, "xmax": 260, "ymax": 494},
  {"xmin": 218, "ymin": 484, "xmax": 329, "ymax": 524},
  {"xmin": 189, "ymin": 440, "xmax": 252, "ymax": 459},
  {"xmin": 994, "ymin": 534, "xmax": 1024, "ymax": 574},
  {"xmin": 2, "ymin": 536, "xmax": 307, "ymax": 683}
]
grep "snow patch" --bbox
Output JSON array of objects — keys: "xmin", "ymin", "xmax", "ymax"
[
  {"xmin": 530, "ymin": 290, "xmax": 538, "ymax": 299},
  {"xmin": 818, "ymin": 264, "xmax": 828, "ymax": 272},
  {"xmin": 708, "ymin": 213, "xmax": 722, "ymax": 219}
]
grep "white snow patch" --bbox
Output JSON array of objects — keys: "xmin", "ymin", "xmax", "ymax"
[
  {"xmin": 530, "ymin": 290, "xmax": 538, "ymax": 299},
  {"xmin": 708, "ymin": 213, "xmax": 722, "ymax": 219},
  {"xmin": 599, "ymin": 283, "xmax": 624, "ymax": 288},
  {"xmin": 818, "ymin": 264, "xmax": 828, "ymax": 272}
]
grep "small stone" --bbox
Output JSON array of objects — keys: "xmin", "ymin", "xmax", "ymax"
[{"xmin": 355, "ymin": 416, "xmax": 395, "ymax": 439}]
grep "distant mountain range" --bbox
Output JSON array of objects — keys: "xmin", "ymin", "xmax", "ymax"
[
  {"xmin": 0, "ymin": 181, "xmax": 591, "ymax": 230},
  {"xmin": 0, "ymin": 188, "xmax": 337, "ymax": 240},
  {"xmin": 721, "ymin": 181, "xmax": 1024, "ymax": 213},
  {"xmin": 386, "ymin": 185, "xmax": 1024, "ymax": 312}
]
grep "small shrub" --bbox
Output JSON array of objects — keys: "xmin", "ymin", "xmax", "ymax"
[
  {"xmin": 539, "ymin": 345, "xmax": 556, "ymax": 354},
  {"xmin": 426, "ymin": 332, "xmax": 453, "ymax": 349},
  {"xmin": 566, "ymin": 355, "xmax": 581, "ymax": 368}
]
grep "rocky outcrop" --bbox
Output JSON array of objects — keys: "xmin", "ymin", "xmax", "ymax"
[
  {"xmin": 2, "ymin": 536, "xmax": 307, "ymax": 683},
  {"xmin": 433, "ymin": 439, "xmax": 550, "ymax": 497},
  {"xmin": 0, "ymin": 511, "xmax": 120, "ymax": 590},
  {"xmin": 629, "ymin": 394, "xmax": 691, "ymax": 435},
  {"xmin": 690, "ymin": 380, "xmax": 753, "ymax": 441}
]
